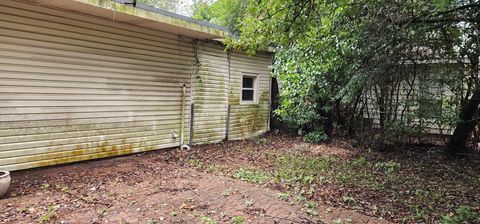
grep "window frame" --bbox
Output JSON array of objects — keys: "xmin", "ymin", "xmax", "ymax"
[{"xmin": 240, "ymin": 74, "xmax": 259, "ymax": 104}]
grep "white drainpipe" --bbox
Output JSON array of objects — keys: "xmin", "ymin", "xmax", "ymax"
[{"xmin": 180, "ymin": 83, "xmax": 190, "ymax": 150}]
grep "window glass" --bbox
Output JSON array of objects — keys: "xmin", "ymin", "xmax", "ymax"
[
  {"xmin": 243, "ymin": 77, "xmax": 254, "ymax": 89},
  {"xmin": 242, "ymin": 76, "xmax": 256, "ymax": 102},
  {"xmin": 242, "ymin": 90, "xmax": 254, "ymax": 101}
]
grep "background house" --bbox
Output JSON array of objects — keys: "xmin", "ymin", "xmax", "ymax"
[{"xmin": 0, "ymin": 0, "xmax": 272, "ymax": 171}]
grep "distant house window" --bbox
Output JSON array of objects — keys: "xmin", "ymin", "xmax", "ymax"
[
  {"xmin": 418, "ymin": 80, "xmax": 443, "ymax": 118},
  {"xmin": 241, "ymin": 75, "xmax": 258, "ymax": 103}
]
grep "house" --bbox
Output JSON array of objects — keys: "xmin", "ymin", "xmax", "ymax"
[
  {"xmin": 0, "ymin": 0, "xmax": 273, "ymax": 171},
  {"xmin": 361, "ymin": 61, "xmax": 465, "ymax": 135}
]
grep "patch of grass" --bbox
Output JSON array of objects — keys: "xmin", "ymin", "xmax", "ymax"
[
  {"xmin": 233, "ymin": 168, "xmax": 269, "ymax": 184},
  {"xmin": 189, "ymin": 135, "xmax": 480, "ymax": 223},
  {"xmin": 305, "ymin": 202, "xmax": 318, "ymax": 209},
  {"xmin": 274, "ymin": 154, "xmax": 336, "ymax": 185},
  {"xmin": 332, "ymin": 219, "xmax": 343, "ymax": 224},
  {"xmin": 37, "ymin": 204, "xmax": 58, "ymax": 223},
  {"xmin": 306, "ymin": 209, "xmax": 318, "ymax": 216},
  {"xmin": 231, "ymin": 216, "xmax": 245, "ymax": 224},
  {"xmin": 200, "ymin": 215, "xmax": 217, "ymax": 224},
  {"xmin": 374, "ymin": 161, "xmax": 400, "ymax": 175},
  {"xmin": 206, "ymin": 164, "xmax": 222, "ymax": 173},
  {"xmin": 296, "ymin": 195, "xmax": 306, "ymax": 202},
  {"xmin": 277, "ymin": 192, "xmax": 290, "ymax": 201},
  {"xmin": 40, "ymin": 183, "xmax": 50, "ymax": 191},
  {"xmin": 351, "ymin": 156, "xmax": 368, "ymax": 166},
  {"xmin": 343, "ymin": 196, "xmax": 356, "ymax": 206},
  {"xmin": 187, "ymin": 158, "xmax": 204, "ymax": 169},
  {"xmin": 441, "ymin": 206, "xmax": 479, "ymax": 224},
  {"xmin": 146, "ymin": 218, "xmax": 157, "ymax": 224}
]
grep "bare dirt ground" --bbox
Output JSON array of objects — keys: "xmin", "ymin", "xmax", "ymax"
[{"xmin": 0, "ymin": 135, "xmax": 391, "ymax": 224}]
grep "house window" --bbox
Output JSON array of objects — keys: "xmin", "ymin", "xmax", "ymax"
[
  {"xmin": 418, "ymin": 80, "xmax": 443, "ymax": 118},
  {"xmin": 242, "ymin": 75, "xmax": 257, "ymax": 103}
]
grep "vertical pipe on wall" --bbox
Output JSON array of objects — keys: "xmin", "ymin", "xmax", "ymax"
[
  {"xmin": 189, "ymin": 103, "xmax": 195, "ymax": 146},
  {"xmin": 225, "ymin": 49, "xmax": 232, "ymax": 141},
  {"xmin": 180, "ymin": 83, "xmax": 186, "ymax": 148}
]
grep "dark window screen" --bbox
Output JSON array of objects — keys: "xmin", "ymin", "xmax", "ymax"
[
  {"xmin": 243, "ymin": 77, "xmax": 254, "ymax": 88},
  {"xmin": 242, "ymin": 76, "xmax": 255, "ymax": 102},
  {"xmin": 242, "ymin": 90, "xmax": 254, "ymax": 101}
]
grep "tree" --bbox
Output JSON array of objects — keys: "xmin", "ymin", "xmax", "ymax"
[
  {"xmin": 137, "ymin": 0, "xmax": 184, "ymax": 14},
  {"xmin": 191, "ymin": 0, "xmax": 247, "ymax": 34},
  {"xmin": 228, "ymin": 0, "xmax": 479, "ymax": 151}
]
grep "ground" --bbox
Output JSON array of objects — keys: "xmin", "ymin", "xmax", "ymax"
[{"xmin": 1, "ymin": 133, "xmax": 479, "ymax": 224}]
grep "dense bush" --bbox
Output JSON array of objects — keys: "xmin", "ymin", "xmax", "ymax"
[{"xmin": 303, "ymin": 130, "xmax": 328, "ymax": 143}]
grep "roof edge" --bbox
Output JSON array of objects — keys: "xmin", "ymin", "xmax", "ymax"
[{"xmin": 70, "ymin": 0, "xmax": 229, "ymax": 38}]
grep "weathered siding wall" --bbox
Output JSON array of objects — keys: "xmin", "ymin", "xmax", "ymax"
[
  {"xmin": 192, "ymin": 44, "xmax": 273, "ymax": 143},
  {"xmin": 0, "ymin": 1, "xmax": 194, "ymax": 171},
  {"xmin": 362, "ymin": 63, "xmax": 464, "ymax": 135},
  {"xmin": 229, "ymin": 52, "xmax": 272, "ymax": 140},
  {"xmin": 192, "ymin": 42, "xmax": 229, "ymax": 144}
]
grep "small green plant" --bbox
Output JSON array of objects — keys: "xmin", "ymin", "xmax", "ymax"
[
  {"xmin": 343, "ymin": 196, "xmax": 356, "ymax": 206},
  {"xmin": 441, "ymin": 206, "xmax": 479, "ymax": 224},
  {"xmin": 40, "ymin": 183, "xmax": 50, "ymax": 191},
  {"xmin": 306, "ymin": 209, "xmax": 318, "ymax": 216},
  {"xmin": 170, "ymin": 211, "xmax": 177, "ymax": 217},
  {"xmin": 303, "ymin": 130, "xmax": 328, "ymax": 143},
  {"xmin": 231, "ymin": 216, "xmax": 245, "ymax": 224},
  {"xmin": 200, "ymin": 216, "xmax": 217, "ymax": 224},
  {"xmin": 206, "ymin": 165, "xmax": 221, "ymax": 173},
  {"xmin": 351, "ymin": 156, "xmax": 368, "ymax": 166},
  {"xmin": 375, "ymin": 161, "xmax": 400, "ymax": 175},
  {"xmin": 146, "ymin": 218, "xmax": 157, "ymax": 224},
  {"xmin": 19, "ymin": 204, "xmax": 34, "ymax": 214},
  {"xmin": 222, "ymin": 187, "xmax": 235, "ymax": 197},
  {"xmin": 244, "ymin": 199, "xmax": 254, "ymax": 207},
  {"xmin": 274, "ymin": 154, "xmax": 335, "ymax": 185},
  {"xmin": 305, "ymin": 202, "xmax": 318, "ymax": 209},
  {"xmin": 233, "ymin": 168, "xmax": 269, "ymax": 184},
  {"xmin": 37, "ymin": 205, "xmax": 58, "ymax": 223},
  {"xmin": 187, "ymin": 158, "xmax": 204, "ymax": 169},
  {"xmin": 277, "ymin": 192, "xmax": 290, "ymax": 201},
  {"xmin": 333, "ymin": 218, "xmax": 343, "ymax": 224},
  {"xmin": 296, "ymin": 195, "xmax": 306, "ymax": 202}
]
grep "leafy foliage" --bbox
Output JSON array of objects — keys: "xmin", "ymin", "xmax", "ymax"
[
  {"xmin": 225, "ymin": 0, "xmax": 479, "ymax": 148},
  {"xmin": 233, "ymin": 168, "xmax": 269, "ymax": 184},
  {"xmin": 192, "ymin": 0, "xmax": 246, "ymax": 34},
  {"xmin": 303, "ymin": 130, "xmax": 328, "ymax": 144},
  {"xmin": 137, "ymin": 0, "xmax": 181, "ymax": 11},
  {"xmin": 441, "ymin": 206, "xmax": 479, "ymax": 224}
]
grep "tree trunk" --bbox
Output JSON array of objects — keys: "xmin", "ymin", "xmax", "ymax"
[{"xmin": 447, "ymin": 87, "xmax": 480, "ymax": 153}]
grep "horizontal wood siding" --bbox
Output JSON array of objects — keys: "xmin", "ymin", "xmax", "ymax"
[
  {"xmin": 362, "ymin": 64, "xmax": 463, "ymax": 134},
  {"xmin": 229, "ymin": 52, "xmax": 272, "ymax": 140},
  {"xmin": 192, "ymin": 42, "xmax": 229, "ymax": 144},
  {"xmin": 0, "ymin": 1, "xmax": 194, "ymax": 171}
]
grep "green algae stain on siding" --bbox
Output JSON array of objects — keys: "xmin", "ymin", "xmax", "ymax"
[{"xmin": 1, "ymin": 140, "xmax": 162, "ymax": 171}]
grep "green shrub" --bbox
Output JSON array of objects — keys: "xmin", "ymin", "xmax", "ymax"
[
  {"xmin": 441, "ymin": 206, "xmax": 479, "ymax": 224},
  {"xmin": 303, "ymin": 130, "xmax": 328, "ymax": 143}
]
